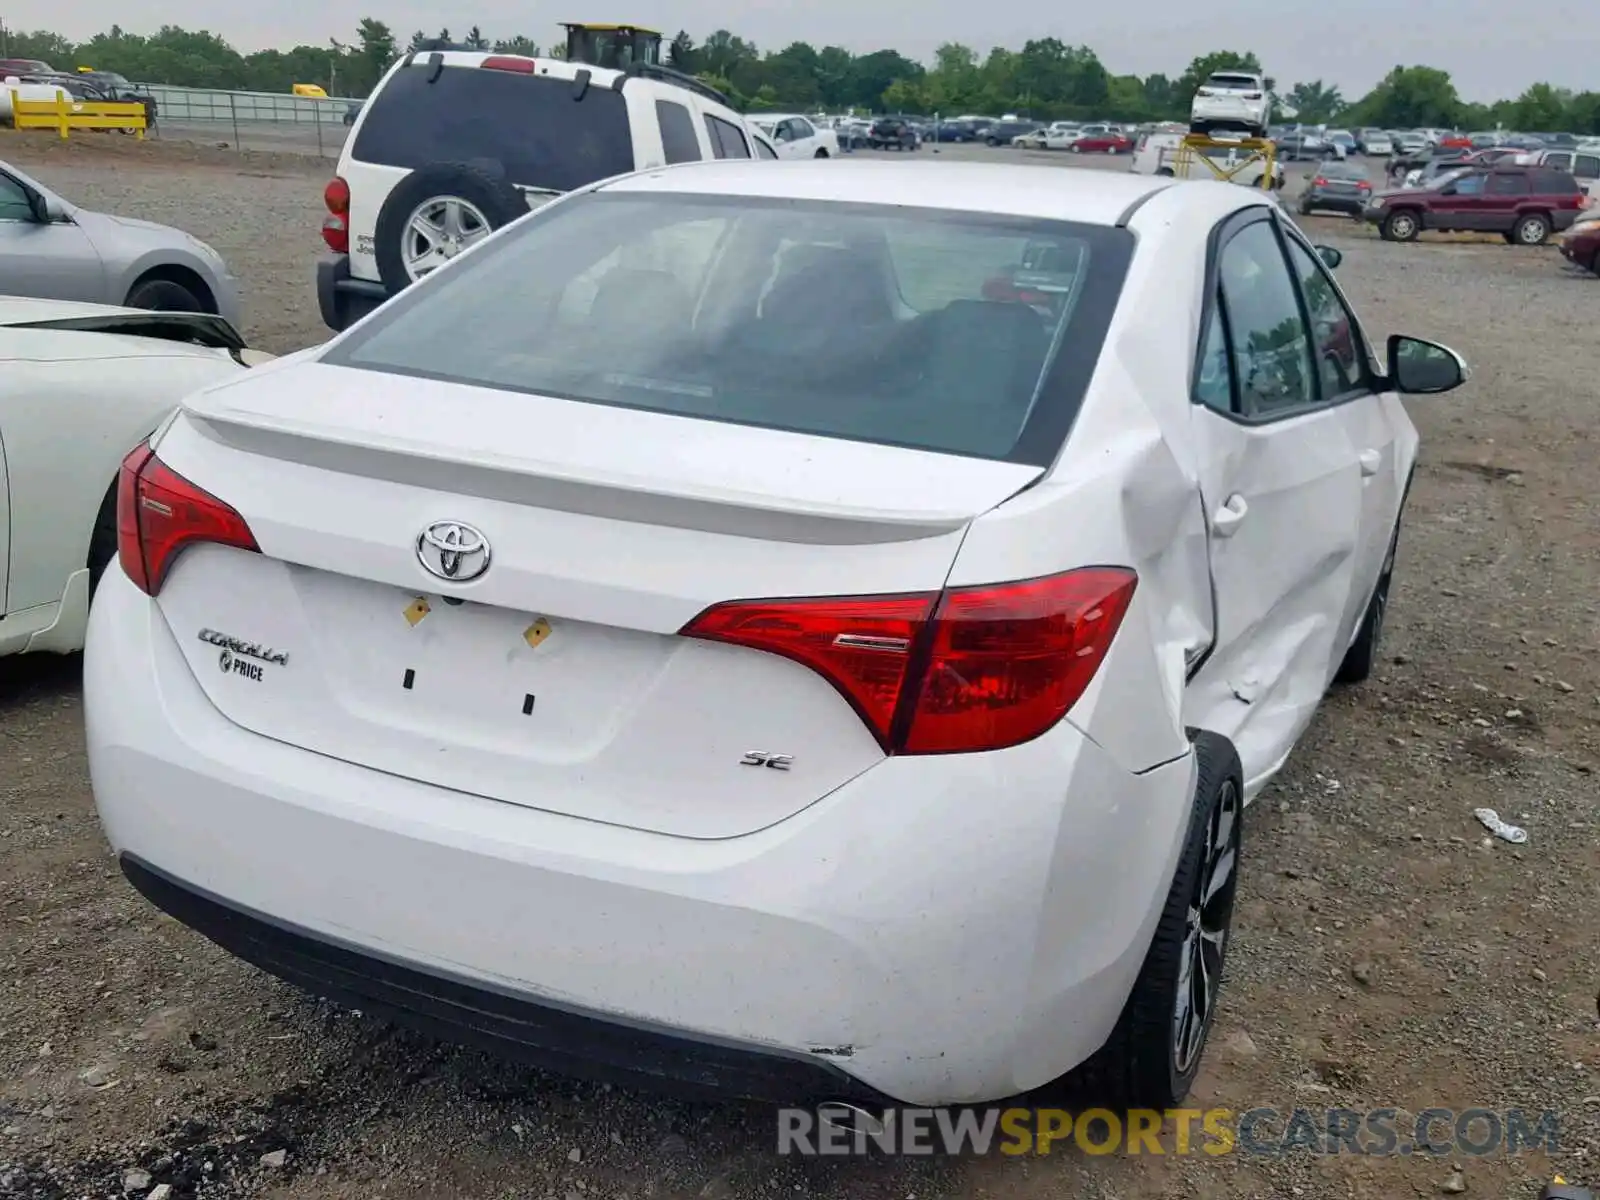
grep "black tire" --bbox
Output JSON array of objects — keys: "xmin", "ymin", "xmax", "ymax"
[
  {"xmin": 1336, "ymin": 507, "xmax": 1404, "ymax": 684},
  {"xmin": 1513, "ymin": 212, "xmax": 1550, "ymax": 246},
  {"xmin": 1591, "ymin": 248, "xmax": 1600, "ymax": 276},
  {"xmin": 986, "ymin": 136, "xmax": 1000, "ymax": 146},
  {"xmin": 1501, "ymin": 231, "xmax": 1518, "ymax": 244},
  {"xmin": 1064, "ymin": 730, "xmax": 1244, "ymax": 1108},
  {"xmin": 813, "ymin": 148, "xmax": 829, "ymax": 158},
  {"xmin": 125, "ymin": 277, "xmax": 204, "ymax": 312},
  {"xmin": 373, "ymin": 162, "xmax": 527, "ymax": 296},
  {"xmin": 1156, "ymin": 167, "xmax": 1175, "ymax": 177},
  {"xmin": 1381, "ymin": 209, "xmax": 1420, "ymax": 242},
  {"xmin": 1298, "ymin": 198, "xmax": 1314, "ymax": 216}
]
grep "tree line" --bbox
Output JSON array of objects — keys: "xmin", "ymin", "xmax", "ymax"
[{"xmin": 3, "ymin": 19, "xmax": 1597, "ymax": 134}]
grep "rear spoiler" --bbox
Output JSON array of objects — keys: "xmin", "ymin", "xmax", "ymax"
[{"xmin": 6, "ymin": 311, "xmax": 253, "ymax": 365}]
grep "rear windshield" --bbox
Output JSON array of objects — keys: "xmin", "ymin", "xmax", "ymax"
[
  {"xmin": 1208, "ymin": 74, "xmax": 1260, "ymax": 88},
  {"xmin": 352, "ymin": 63, "xmax": 634, "ymax": 192},
  {"xmin": 323, "ymin": 192, "xmax": 1134, "ymax": 465}
]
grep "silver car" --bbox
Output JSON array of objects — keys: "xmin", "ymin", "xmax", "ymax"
[{"xmin": 0, "ymin": 158, "xmax": 240, "ymax": 325}]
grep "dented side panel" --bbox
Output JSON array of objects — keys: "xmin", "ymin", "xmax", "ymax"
[{"xmin": 1182, "ymin": 404, "xmax": 1366, "ymax": 793}]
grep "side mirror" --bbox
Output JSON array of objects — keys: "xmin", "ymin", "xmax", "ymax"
[
  {"xmin": 1316, "ymin": 245, "xmax": 1343, "ymax": 269},
  {"xmin": 1388, "ymin": 334, "xmax": 1469, "ymax": 395}
]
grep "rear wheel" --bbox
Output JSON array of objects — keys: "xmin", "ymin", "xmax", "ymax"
[
  {"xmin": 813, "ymin": 148, "xmax": 829, "ymax": 158},
  {"xmin": 1064, "ymin": 730, "xmax": 1243, "ymax": 1108},
  {"xmin": 1514, "ymin": 212, "xmax": 1550, "ymax": 245}
]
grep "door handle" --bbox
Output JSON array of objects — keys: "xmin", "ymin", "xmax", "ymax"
[
  {"xmin": 1212, "ymin": 493, "xmax": 1249, "ymax": 537},
  {"xmin": 1359, "ymin": 449, "xmax": 1381, "ymax": 476}
]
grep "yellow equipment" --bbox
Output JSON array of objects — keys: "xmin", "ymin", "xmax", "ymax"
[
  {"xmin": 293, "ymin": 83, "xmax": 329, "ymax": 98},
  {"xmin": 1171, "ymin": 133, "xmax": 1277, "ymax": 190},
  {"xmin": 560, "ymin": 23, "xmax": 662, "ymax": 69}
]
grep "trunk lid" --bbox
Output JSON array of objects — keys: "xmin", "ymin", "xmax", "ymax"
[{"xmin": 150, "ymin": 365, "xmax": 1042, "ymax": 839}]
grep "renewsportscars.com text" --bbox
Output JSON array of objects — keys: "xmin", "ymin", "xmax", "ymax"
[{"xmin": 777, "ymin": 1106, "xmax": 1562, "ymax": 1157}]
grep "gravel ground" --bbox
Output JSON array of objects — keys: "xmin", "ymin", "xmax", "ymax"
[{"xmin": 2, "ymin": 134, "xmax": 1598, "ymax": 1200}]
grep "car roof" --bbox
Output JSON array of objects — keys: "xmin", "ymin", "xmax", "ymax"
[{"xmin": 600, "ymin": 160, "xmax": 1180, "ymax": 225}]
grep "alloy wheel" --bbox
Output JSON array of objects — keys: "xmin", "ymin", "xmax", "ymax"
[
  {"xmin": 401, "ymin": 196, "xmax": 492, "ymax": 281},
  {"xmin": 1173, "ymin": 779, "xmax": 1239, "ymax": 1075}
]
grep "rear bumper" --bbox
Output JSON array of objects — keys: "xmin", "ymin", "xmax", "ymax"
[
  {"xmin": 119, "ymin": 855, "xmax": 883, "ymax": 1105},
  {"xmin": 85, "ymin": 568, "xmax": 1197, "ymax": 1106},
  {"xmin": 1304, "ymin": 195, "xmax": 1366, "ymax": 215},
  {"xmin": 316, "ymin": 255, "xmax": 388, "ymax": 333}
]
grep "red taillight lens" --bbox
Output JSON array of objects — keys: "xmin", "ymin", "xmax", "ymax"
[
  {"xmin": 481, "ymin": 55, "xmax": 537, "ymax": 73},
  {"xmin": 1313, "ymin": 177, "xmax": 1329, "ymax": 187},
  {"xmin": 681, "ymin": 568, "xmax": 1138, "ymax": 755},
  {"xmin": 117, "ymin": 443, "xmax": 259, "ymax": 597},
  {"xmin": 321, "ymin": 214, "xmax": 348, "ymax": 253},
  {"xmin": 322, "ymin": 177, "xmax": 351, "ymax": 252},
  {"xmin": 324, "ymin": 176, "xmax": 349, "ymax": 214}
]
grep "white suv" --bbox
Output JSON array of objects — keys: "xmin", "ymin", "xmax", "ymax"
[
  {"xmin": 317, "ymin": 50, "xmax": 772, "ymax": 332},
  {"xmin": 1189, "ymin": 71, "xmax": 1272, "ymax": 138}
]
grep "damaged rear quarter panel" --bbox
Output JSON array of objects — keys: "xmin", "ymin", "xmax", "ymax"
[{"xmin": 946, "ymin": 205, "xmax": 1217, "ymax": 777}]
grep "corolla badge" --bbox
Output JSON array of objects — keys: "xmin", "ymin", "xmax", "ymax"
[{"xmin": 417, "ymin": 521, "xmax": 491, "ymax": 582}]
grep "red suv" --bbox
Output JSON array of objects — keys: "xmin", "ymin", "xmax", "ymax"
[{"xmin": 1364, "ymin": 165, "xmax": 1587, "ymax": 245}]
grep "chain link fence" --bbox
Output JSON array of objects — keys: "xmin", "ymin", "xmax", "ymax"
[{"xmin": 144, "ymin": 85, "xmax": 352, "ymax": 158}]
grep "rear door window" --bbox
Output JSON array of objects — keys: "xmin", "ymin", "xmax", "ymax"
[
  {"xmin": 656, "ymin": 99, "xmax": 700, "ymax": 164},
  {"xmin": 703, "ymin": 114, "xmax": 750, "ymax": 159},
  {"xmin": 352, "ymin": 63, "xmax": 634, "ymax": 191},
  {"xmin": 1488, "ymin": 172, "xmax": 1531, "ymax": 195},
  {"xmin": 1574, "ymin": 154, "xmax": 1600, "ymax": 180}
]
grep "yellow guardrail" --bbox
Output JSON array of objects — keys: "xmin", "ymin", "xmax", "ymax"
[{"xmin": 11, "ymin": 93, "xmax": 147, "ymax": 139}]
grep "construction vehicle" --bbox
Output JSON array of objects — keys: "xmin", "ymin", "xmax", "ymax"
[
  {"xmin": 560, "ymin": 23, "xmax": 663, "ymax": 69},
  {"xmin": 557, "ymin": 22, "xmax": 731, "ymax": 108},
  {"xmin": 1165, "ymin": 132, "xmax": 1280, "ymax": 190}
]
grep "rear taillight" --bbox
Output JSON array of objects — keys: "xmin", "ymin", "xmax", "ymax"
[
  {"xmin": 322, "ymin": 176, "xmax": 350, "ymax": 253},
  {"xmin": 681, "ymin": 568, "xmax": 1138, "ymax": 755},
  {"xmin": 481, "ymin": 54, "xmax": 537, "ymax": 73},
  {"xmin": 321, "ymin": 215, "xmax": 348, "ymax": 253},
  {"xmin": 1313, "ymin": 177, "xmax": 1329, "ymax": 187},
  {"xmin": 117, "ymin": 443, "xmax": 259, "ymax": 597},
  {"xmin": 324, "ymin": 176, "xmax": 350, "ymax": 214}
]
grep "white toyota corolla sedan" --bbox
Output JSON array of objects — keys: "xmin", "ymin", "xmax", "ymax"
[{"xmin": 86, "ymin": 160, "xmax": 1466, "ymax": 1111}]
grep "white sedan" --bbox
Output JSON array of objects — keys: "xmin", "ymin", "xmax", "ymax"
[
  {"xmin": 0, "ymin": 298, "xmax": 269, "ymax": 657},
  {"xmin": 86, "ymin": 161, "xmax": 1466, "ymax": 1110},
  {"xmin": 750, "ymin": 114, "xmax": 839, "ymax": 158}
]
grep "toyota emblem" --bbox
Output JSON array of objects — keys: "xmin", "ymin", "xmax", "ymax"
[{"xmin": 417, "ymin": 521, "xmax": 491, "ymax": 582}]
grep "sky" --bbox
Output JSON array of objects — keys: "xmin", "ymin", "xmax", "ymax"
[{"xmin": 6, "ymin": 0, "xmax": 1578, "ymax": 103}]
